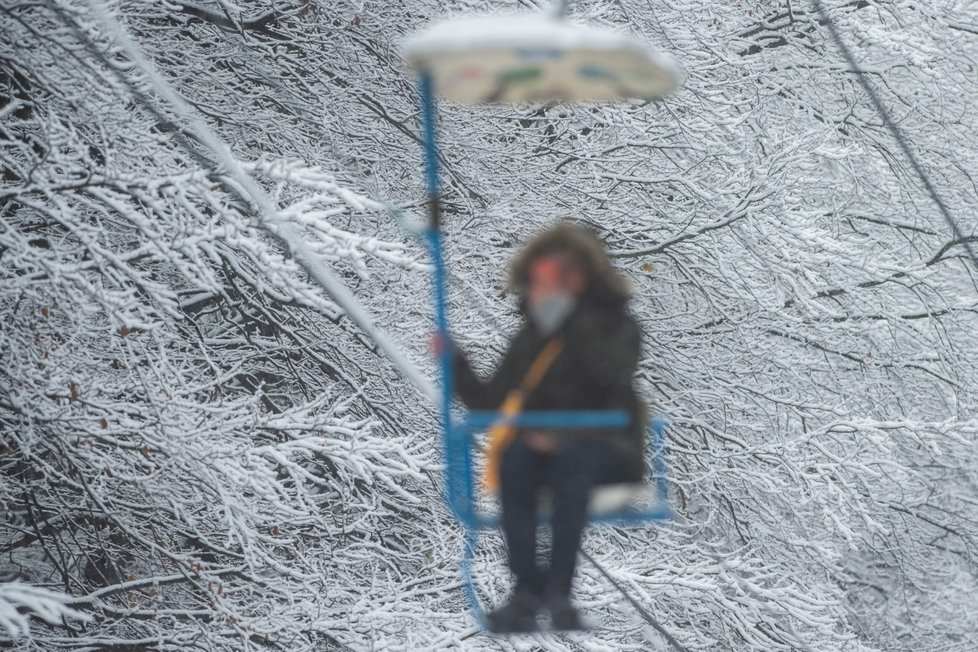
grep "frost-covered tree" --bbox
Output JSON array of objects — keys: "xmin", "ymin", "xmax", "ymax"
[
  {"xmin": 2, "ymin": 2, "xmax": 439, "ymax": 649},
  {"xmin": 2, "ymin": 0, "xmax": 977, "ymax": 650}
]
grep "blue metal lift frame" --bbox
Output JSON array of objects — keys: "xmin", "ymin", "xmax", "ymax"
[{"xmin": 417, "ymin": 70, "xmax": 673, "ymax": 623}]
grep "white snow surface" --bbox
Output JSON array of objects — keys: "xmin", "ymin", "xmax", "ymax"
[
  {"xmin": 0, "ymin": 584, "xmax": 90, "ymax": 639},
  {"xmin": 404, "ymin": 13, "xmax": 652, "ymax": 59},
  {"xmin": 403, "ymin": 12, "xmax": 680, "ymax": 103}
]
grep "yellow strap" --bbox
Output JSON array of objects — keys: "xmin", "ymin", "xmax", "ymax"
[
  {"xmin": 521, "ymin": 338, "xmax": 564, "ymax": 393},
  {"xmin": 483, "ymin": 338, "xmax": 564, "ymax": 493}
]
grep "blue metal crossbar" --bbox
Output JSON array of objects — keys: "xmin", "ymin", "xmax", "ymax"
[{"xmin": 464, "ymin": 410, "xmax": 629, "ymax": 430}]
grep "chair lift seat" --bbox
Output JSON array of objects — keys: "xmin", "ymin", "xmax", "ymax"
[
  {"xmin": 469, "ymin": 482, "xmax": 659, "ymax": 524},
  {"xmin": 588, "ymin": 482, "xmax": 654, "ymax": 516}
]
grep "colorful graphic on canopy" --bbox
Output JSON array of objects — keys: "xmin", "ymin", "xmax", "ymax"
[{"xmin": 403, "ymin": 14, "xmax": 679, "ymax": 104}]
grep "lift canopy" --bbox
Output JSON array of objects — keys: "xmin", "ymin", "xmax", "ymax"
[{"xmin": 403, "ymin": 13, "xmax": 679, "ymax": 104}]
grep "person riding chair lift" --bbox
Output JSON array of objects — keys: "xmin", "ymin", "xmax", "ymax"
[
  {"xmin": 405, "ymin": 4, "xmax": 681, "ymax": 634},
  {"xmin": 447, "ymin": 223, "xmax": 646, "ymax": 632}
]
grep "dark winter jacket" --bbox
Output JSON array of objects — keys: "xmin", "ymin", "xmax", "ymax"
[{"xmin": 453, "ymin": 292, "xmax": 646, "ymax": 482}]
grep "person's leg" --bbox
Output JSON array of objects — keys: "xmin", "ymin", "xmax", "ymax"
[
  {"xmin": 545, "ymin": 438, "xmax": 631, "ymax": 628},
  {"xmin": 545, "ymin": 438, "xmax": 593, "ymax": 599},
  {"xmin": 499, "ymin": 437, "xmax": 546, "ymax": 594},
  {"xmin": 487, "ymin": 437, "xmax": 545, "ymax": 631}
]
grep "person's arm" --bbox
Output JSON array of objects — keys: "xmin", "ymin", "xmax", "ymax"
[
  {"xmin": 451, "ymin": 331, "xmax": 530, "ymax": 410},
  {"xmin": 451, "ymin": 347, "xmax": 491, "ymax": 410}
]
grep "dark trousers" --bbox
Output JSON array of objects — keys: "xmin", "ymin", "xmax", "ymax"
[{"xmin": 498, "ymin": 434, "xmax": 633, "ymax": 598}]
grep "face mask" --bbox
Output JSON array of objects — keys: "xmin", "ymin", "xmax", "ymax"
[{"xmin": 528, "ymin": 290, "xmax": 576, "ymax": 336}]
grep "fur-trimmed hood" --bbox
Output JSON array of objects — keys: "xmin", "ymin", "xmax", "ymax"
[{"xmin": 507, "ymin": 222, "xmax": 631, "ymax": 304}]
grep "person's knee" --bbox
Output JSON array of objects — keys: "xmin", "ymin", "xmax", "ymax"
[
  {"xmin": 548, "ymin": 438, "xmax": 591, "ymax": 479},
  {"xmin": 500, "ymin": 438, "xmax": 544, "ymax": 498},
  {"xmin": 549, "ymin": 438, "xmax": 633, "ymax": 487},
  {"xmin": 501, "ymin": 439, "xmax": 534, "ymax": 476}
]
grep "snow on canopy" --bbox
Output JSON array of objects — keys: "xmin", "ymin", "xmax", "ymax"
[{"xmin": 402, "ymin": 13, "xmax": 679, "ymax": 103}]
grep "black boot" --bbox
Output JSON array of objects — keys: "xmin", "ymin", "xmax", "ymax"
[
  {"xmin": 485, "ymin": 589, "xmax": 541, "ymax": 633},
  {"xmin": 544, "ymin": 594, "xmax": 587, "ymax": 631}
]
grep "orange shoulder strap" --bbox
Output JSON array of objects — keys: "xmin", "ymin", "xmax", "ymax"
[
  {"xmin": 520, "ymin": 337, "xmax": 564, "ymax": 393},
  {"xmin": 483, "ymin": 337, "xmax": 564, "ymax": 493}
]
